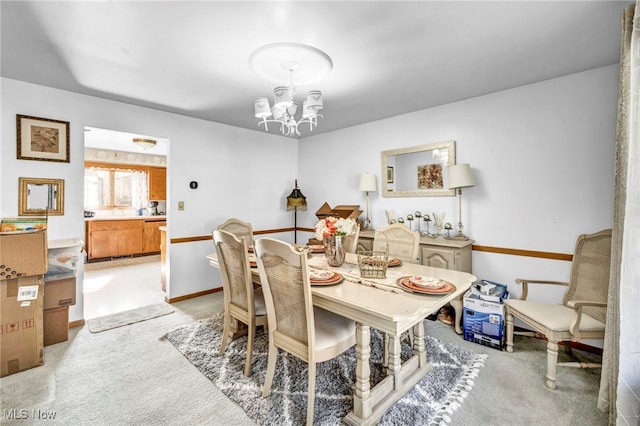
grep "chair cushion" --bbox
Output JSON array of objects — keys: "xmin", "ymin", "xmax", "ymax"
[
  {"xmin": 313, "ymin": 306, "xmax": 356, "ymax": 352},
  {"xmin": 254, "ymin": 287, "xmax": 268, "ymax": 316},
  {"xmin": 505, "ymin": 299, "xmax": 605, "ymax": 332}
]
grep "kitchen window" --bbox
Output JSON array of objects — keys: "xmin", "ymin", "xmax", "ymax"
[{"xmin": 84, "ymin": 166, "xmax": 148, "ymax": 209}]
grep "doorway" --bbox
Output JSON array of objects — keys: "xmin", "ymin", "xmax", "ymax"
[{"xmin": 83, "ymin": 127, "xmax": 169, "ymax": 319}]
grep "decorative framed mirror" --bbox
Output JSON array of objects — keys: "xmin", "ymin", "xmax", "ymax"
[
  {"xmin": 19, "ymin": 177, "xmax": 65, "ymax": 216},
  {"xmin": 381, "ymin": 140, "xmax": 456, "ymax": 197}
]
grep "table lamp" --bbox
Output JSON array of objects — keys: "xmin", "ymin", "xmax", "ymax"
[
  {"xmin": 448, "ymin": 164, "xmax": 475, "ymax": 240},
  {"xmin": 358, "ymin": 173, "xmax": 377, "ymax": 230}
]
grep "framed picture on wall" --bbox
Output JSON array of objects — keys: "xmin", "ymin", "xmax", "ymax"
[
  {"xmin": 17, "ymin": 114, "xmax": 70, "ymax": 163},
  {"xmin": 387, "ymin": 166, "xmax": 394, "ymax": 183}
]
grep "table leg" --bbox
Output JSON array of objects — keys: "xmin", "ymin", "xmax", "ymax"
[
  {"xmin": 412, "ymin": 320, "xmax": 427, "ymax": 367},
  {"xmin": 450, "ymin": 296, "xmax": 464, "ymax": 335},
  {"xmin": 388, "ymin": 333, "xmax": 401, "ymax": 388},
  {"xmin": 353, "ymin": 322, "xmax": 372, "ymax": 421}
]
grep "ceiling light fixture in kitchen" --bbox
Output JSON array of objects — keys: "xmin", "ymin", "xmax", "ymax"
[{"xmin": 132, "ymin": 138, "xmax": 156, "ymax": 150}]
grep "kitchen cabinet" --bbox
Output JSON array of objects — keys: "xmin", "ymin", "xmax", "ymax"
[
  {"xmin": 142, "ymin": 219, "xmax": 166, "ymax": 253},
  {"xmin": 148, "ymin": 167, "xmax": 166, "ymax": 200},
  {"xmin": 86, "ymin": 220, "xmax": 143, "ymax": 259},
  {"xmin": 359, "ymin": 230, "xmax": 473, "ymax": 273}
]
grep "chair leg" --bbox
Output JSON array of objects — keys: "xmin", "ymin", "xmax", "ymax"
[
  {"xmin": 244, "ymin": 318, "xmax": 255, "ymax": 376},
  {"xmin": 306, "ymin": 362, "xmax": 316, "ymax": 426},
  {"xmin": 545, "ymin": 341, "xmax": 559, "ymax": 390},
  {"xmin": 262, "ymin": 341, "xmax": 278, "ymax": 398},
  {"xmin": 505, "ymin": 311, "xmax": 514, "ymax": 353},
  {"xmin": 219, "ymin": 313, "xmax": 231, "ymax": 356},
  {"xmin": 564, "ymin": 341, "xmax": 573, "ymax": 357}
]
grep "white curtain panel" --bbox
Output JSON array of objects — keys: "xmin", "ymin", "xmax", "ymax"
[{"xmin": 598, "ymin": 3, "xmax": 640, "ymax": 424}]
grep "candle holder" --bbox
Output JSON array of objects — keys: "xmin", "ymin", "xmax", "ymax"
[
  {"xmin": 414, "ymin": 211, "xmax": 422, "ymax": 233},
  {"xmin": 421, "ymin": 214, "xmax": 432, "ymax": 237},
  {"xmin": 432, "ymin": 212, "xmax": 445, "ymax": 239},
  {"xmin": 444, "ymin": 222, "xmax": 453, "ymax": 238}
]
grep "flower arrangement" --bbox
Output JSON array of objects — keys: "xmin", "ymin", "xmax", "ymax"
[{"xmin": 314, "ymin": 216, "xmax": 357, "ymax": 240}]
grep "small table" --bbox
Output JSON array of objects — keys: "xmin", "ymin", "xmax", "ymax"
[{"xmin": 207, "ymin": 251, "xmax": 475, "ymax": 425}]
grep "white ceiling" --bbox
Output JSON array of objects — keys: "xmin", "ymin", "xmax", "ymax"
[{"xmin": 1, "ymin": 1, "xmax": 631, "ymax": 144}]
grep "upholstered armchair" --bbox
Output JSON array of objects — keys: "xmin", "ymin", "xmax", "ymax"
[{"xmin": 505, "ymin": 229, "xmax": 612, "ymax": 390}]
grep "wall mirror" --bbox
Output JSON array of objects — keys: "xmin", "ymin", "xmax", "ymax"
[
  {"xmin": 19, "ymin": 177, "xmax": 65, "ymax": 215},
  {"xmin": 381, "ymin": 140, "xmax": 456, "ymax": 197}
]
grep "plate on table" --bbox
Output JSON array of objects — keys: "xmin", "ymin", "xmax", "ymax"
[
  {"xmin": 409, "ymin": 275, "xmax": 446, "ymax": 289},
  {"xmin": 397, "ymin": 276, "xmax": 456, "ymax": 295},
  {"xmin": 388, "ymin": 258, "xmax": 402, "ymax": 267},
  {"xmin": 308, "ymin": 245, "xmax": 325, "ymax": 254},
  {"xmin": 309, "ymin": 271, "xmax": 343, "ymax": 286}
]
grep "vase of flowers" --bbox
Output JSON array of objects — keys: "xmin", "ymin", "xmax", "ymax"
[{"xmin": 314, "ymin": 216, "xmax": 357, "ymax": 267}]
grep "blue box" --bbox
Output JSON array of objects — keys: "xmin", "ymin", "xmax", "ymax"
[{"xmin": 463, "ymin": 280, "xmax": 509, "ymax": 350}]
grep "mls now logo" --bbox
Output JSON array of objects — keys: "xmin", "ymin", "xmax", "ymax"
[{"xmin": 3, "ymin": 409, "xmax": 28, "ymax": 420}]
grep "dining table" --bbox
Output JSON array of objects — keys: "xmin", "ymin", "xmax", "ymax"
[{"xmin": 207, "ymin": 249, "xmax": 476, "ymax": 426}]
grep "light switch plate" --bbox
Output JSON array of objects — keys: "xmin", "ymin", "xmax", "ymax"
[{"xmin": 178, "ymin": 201, "xmax": 184, "ymax": 211}]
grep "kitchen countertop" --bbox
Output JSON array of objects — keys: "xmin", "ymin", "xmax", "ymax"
[{"xmin": 85, "ymin": 215, "xmax": 166, "ymax": 221}]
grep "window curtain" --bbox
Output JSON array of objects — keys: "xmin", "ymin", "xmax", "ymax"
[
  {"xmin": 84, "ymin": 166, "xmax": 148, "ymax": 209},
  {"xmin": 597, "ymin": 3, "xmax": 639, "ymax": 423},
  {"xmin": 129, "ymin": 169, "xmax": 148, "ymax": 209}
]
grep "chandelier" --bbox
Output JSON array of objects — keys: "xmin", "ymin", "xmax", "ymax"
[{"xmin": 250, "ymin": 43, "xmax": 332, "ymax": 137}]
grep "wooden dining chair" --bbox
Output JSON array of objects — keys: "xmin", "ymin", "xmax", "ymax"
[
  {"xmin": 374, "ymin": 223, "xmax": 421, "ymax": 357},
  {"xmin": 505, "ymin": 229, "xmax": 612, "ymax": 390},
  {"xmin": 373, "ymin": 223, "xmax": 420, "ymax": 263},
  {"xmin": 254, "ymin": 238, "xmax": 356, "ymax": 426},
  {"xmin": 213, "ymin": 229, "xmax": 268, "ymax": 376},
  {"xmin": 217, "ymin": 218, "xmax": 254, "ymax": 247}
]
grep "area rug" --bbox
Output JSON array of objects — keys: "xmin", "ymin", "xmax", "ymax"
[
  {"xmin": 88, "ymin": 303, "xmax": 174, "ymax": 333},
  {"xmin": 162, "ymin": 315, "xmax": 487, "ymax": 425}
]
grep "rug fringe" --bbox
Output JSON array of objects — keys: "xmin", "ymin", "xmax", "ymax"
[{"xmin": 431, "ymin": 353, "xmax": 488, "ymax": 426}]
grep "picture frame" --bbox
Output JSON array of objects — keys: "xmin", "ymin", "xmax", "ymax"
[
  {"xmin": 387, "ymin": 166, "xmax": 394, "ymax": 183},
  {"xmin": 380, "ymin": 140, "xmax": 456, "ymax": 197},
  {"xmin": 19, "ymin": 177, "xmax": 65, "ymax": 216},
  {"xmin": 17, "ymin": 114, "xmax": 70, "ymax": 163}
]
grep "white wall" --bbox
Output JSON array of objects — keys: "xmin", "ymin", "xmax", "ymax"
[
  {"xmin": 297, "ymin": 65, "xmax": 618, "ymax": 304},
  {"xmin": 1, "ymin": 65, "xmax": 619, "ymax": 319},
  {"xmin": 1, "ymin": 78, "xmax": 297, "ymax": 322}
]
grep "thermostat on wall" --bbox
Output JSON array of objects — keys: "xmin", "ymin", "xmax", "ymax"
[{"xmin": 189, "ymin": 181, "xmax": 198, "ymax": 189}]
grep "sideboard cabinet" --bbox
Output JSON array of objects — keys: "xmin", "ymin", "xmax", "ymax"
[{"xmin": 358, "ymin": 230, "xmax": 473, "ymax": 273}]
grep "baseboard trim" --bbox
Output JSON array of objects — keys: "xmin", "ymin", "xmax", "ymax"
[
  {"xmin": 69, "ymin": 319, "xmax": 85, "ymax": 329},
  {"xmin": 513, "ymin": 326, "xmax": 602, "ymax": 355},
  {"xmin": 166, "ymin": 287, "xmax": 222, "ymax": 303}
]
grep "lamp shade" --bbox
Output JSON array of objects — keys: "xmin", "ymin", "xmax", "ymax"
[
  {"xmin": 273, "ymin": 86, "xmax": 293, "ymax": 109},
  {"xmin": 286, "ymin": 179, "xmax": 307, "ymax": 211},
  {"xmin": 448, "ymin": 164, "xmax": 475, "ymax": 189},
  {"xmin": 358, "ymin": 173, "xmax": 377, "ymax": 192},
  {"xmin": 254, "ymin": 97, "xmax": 272, "ymax": 118}
]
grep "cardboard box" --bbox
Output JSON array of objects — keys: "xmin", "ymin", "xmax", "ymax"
[
  {"xmin": 0, "ymin": 217, "xmax": 47, "ymax": 232},
  {"xmin": 1, "ymin": 276, "xmax": 44, "ymax": 377},
  {"xmin": 44, "ymin": 277, "xmax": 76, "ymax": 310},
  {"xmin": 315, "ymin": 202, "xmax": 362, "ymax": 220},
  {"xmin": 463, "ymin": 281, "xmax": 509, "ymax": 351},
  {"xmin": 45, "ymin": 238, "xmax": 84, "ymax": 281},
  {"xmin": 0, "ymin": 229, "xmax": 48, "ymax": 280},
  {"xmin": 44, "ymin": 306, "xmax": 69, "ymax": 346}
]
